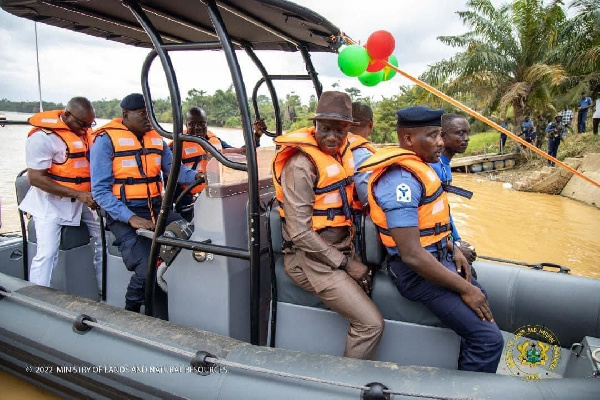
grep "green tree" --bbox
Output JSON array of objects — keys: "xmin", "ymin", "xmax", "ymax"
[
  {"xmin": 345, "ymin": 87, "xmax": 362, "ymax": 101},
  {"xmin": 554, "ymin": 0, "xmax": 600, "ymax": 97},
  {"xmin": 423, "ymin": 0, "xmax": 568, "ymax": 124}
]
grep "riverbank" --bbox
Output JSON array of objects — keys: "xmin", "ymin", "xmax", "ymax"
[{"xmin": 464, "ymin": 131, "xmax": 600, "ymax": 207}]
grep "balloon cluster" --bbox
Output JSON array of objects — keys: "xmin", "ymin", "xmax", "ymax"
[{"xmin": 337, "ymin": 30, "xmax": 398, "ymax": 87}]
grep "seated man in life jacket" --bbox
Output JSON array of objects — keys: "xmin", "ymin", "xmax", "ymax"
[
  {"xmin": 171, "ymin": 106, "xmax": 264, "ymax": 221},
  {"xmin": 91, "ymin": 93, "xmax": 203, "ymax": 313},
  {"xmin": 272, "ymin": 91, "xmax": 384, "ymax": 360},
  {"xmin": 429, "ymin": 114, "xmax": 477, "ymax": 265},
  {"xmin": 19, "ymin": 97, "xmax": 103, "ymax": 289},
  {"xmin": 347, "ymin": 101, "xmax": 377, "ymax": 257},
  {"xmin": 358, "ymin": 106, "xmax": 503, "ymax": 372}
]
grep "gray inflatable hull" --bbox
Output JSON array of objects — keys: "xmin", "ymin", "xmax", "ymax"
[{"xmin": 1, "ymin": 273, "xmax": 599, "ymax": 399}]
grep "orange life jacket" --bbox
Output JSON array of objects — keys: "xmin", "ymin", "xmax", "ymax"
[
  {"xmin": 95, "ymin": 118, "xmax": 164, "ymax": 201},
  {"xmin": 358, "ymin": 147, "xmax": 451, "ymax": 248},
  {"xmin": 347, "ymin": 133, "xmax": 377, "ymax": 213},
  {"xmin": 27, "ymin": 110, "xmax": 91, "ymax": 191},
  {"xmin": 272, "ymin": 127, "xmax": 355, "ymax": 231},
  {"xmin": 168, "ymin": 131, "xmax": 222, "ymax": 194}
]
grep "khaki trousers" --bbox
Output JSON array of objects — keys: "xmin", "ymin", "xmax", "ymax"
[{"xmin": 285, "ymin": 261, "xmax": 384, "ymax": 360}]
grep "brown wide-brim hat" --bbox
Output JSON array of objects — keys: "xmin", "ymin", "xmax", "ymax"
[{"xmin": 309, "ymin": 91, "xmax": 359, "ymax": 124}]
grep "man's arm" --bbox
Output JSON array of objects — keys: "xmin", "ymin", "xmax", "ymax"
[
  {"xmin": 281, "ymin": 153, "xmax": 345, "ymax": 268},
  {"xmin": 161, "ymin": 142, "xmax": 200, "ymax": 185},
  {"xmin": 90, "ymin": 134, "xmax": 135, "ymax": 223},
  {"xmin": 352, "ymin": 147, "xmax": 374, "ymax": 206},
  {"xmin": 25, "ymin": 132, "xmax": 97, "ymax": 209},
  {"xmin": 390, "ymin": 227, "xmax": 492, "ymax": 321}
]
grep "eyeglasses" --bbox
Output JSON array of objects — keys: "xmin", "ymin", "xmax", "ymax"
[
  {"xmin": 187, "ymin": 121, "xmax": 207, "ymax": 128},
  {"xmin": 67, "ymin": 111, "xmax": 96, "ymax": 128}
]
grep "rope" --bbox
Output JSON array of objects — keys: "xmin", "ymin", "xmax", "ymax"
[
  {"xmin": 205, "ymin": 357, "xmax": 470, "ymax": 400},
  {"xmin": 340, "ymin": 36, "xmax": 599, "ymax": 189},
  {"xmin": 0, "ymin": 287, "xmax": 471, "ymax": 400}
]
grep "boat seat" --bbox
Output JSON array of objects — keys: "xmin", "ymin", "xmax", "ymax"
[{"xmin": 268, "ymin": 205, "xmax": 441, "ymax": 326}]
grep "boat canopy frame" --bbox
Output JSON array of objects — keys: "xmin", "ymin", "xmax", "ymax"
[{"xmin": 0, "ymin": 0, "xmax": 344, "ymax": 346}]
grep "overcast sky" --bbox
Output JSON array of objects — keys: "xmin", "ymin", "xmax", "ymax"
[{"xmin": 0, "ymin": 0, "xmax": 507, "ymax": 104}]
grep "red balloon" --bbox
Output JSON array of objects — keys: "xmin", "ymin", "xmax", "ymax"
[
  {"xmin": 365, "ymin": 53, "xmax": 387, "ymax": 72},
  {"xmin": 366, "ymin": 30, "xmax": 395, "ymax": 60}
]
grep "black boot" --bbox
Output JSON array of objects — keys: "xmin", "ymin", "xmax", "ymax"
[{"xmin": 125, "ymin": 303, "xmax": 142, "ymax": 313}]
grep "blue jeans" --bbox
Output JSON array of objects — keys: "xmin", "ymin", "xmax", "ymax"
[
  {"xmin": 107, "ymin": 199, "xmax": 182, "ymax": 310},
  {"xmin": 577, "ymin": 110, "xmax": 588, "ymax": 133},
  {"xmin": 547, "ymin": 137, "xmax": 560, "ymax": 166},
  {"xmin": 388, "ymin": 253, "xmax": 504, "ymax": 373}
]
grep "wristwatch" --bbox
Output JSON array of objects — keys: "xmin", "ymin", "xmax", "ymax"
[{"xmin": 338, "ymin": 255, "xmax": 349, "ymax": 271}]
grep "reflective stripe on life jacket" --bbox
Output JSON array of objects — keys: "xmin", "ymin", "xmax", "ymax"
[
  {"xmin": 95, "ymin": 118, "xmax": 164, "ymax": 201},
  {"xmin": 358, "ymin": 147, "xmax": 451, "ymax": 248},
  {"xmin": 27, "ymin": 110, "xmax": 91, "ymax": 191},
  {"xmin": 169, "ymin": 131, "xmax": 222, "ymax": 194},
  {"xmin": 272, "ymin": 126, "xmax": 355, "ymax": 231}
]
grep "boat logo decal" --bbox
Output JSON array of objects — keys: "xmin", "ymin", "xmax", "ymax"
[{"xmin": 503, "ymin": 324, "xmax": 561, "ymax": 381}]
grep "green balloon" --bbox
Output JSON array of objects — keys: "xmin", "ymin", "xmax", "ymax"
[
  {"xmin": 382, "ymin": 54, "xmax": 399, "ymax": 81},
  {"xmin": 358, "ymin": 70, "xmax": 384, "ymax": 87},
  {"xmin": 337, "ymin": 45, "xmax": 370, "ymax": 77}
]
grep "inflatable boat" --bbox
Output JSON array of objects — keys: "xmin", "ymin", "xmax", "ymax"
[{"xmin": 0, "ymin": 0, "xmax": 599, "ymax": 398}]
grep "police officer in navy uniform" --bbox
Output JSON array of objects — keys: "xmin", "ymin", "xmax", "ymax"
[{"xmin": 359, "ymin": 106, "xmax": 503, "ymax": 372}]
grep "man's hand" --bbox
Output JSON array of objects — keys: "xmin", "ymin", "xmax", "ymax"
[
  {"xmin": 129, "ymin": 215, "xmax": 155, "ymax": 230},
  {"xmin": 458, "ymin": 240, "xmax": 477, "ymax": 264},
  {"xmin": 194, "ymin": 171, "xmax": 205, "ymax": 183},
  {"xmin": 460, "ymin": 285, "xmax": 494, "ymax": 322},
  {"xmin": 453, "ymin": 247, "xmax": 472, "ymax": 283},
  {"xmin": 253, "ymin": 119, "xmax": 267, "ymax": 136},
  {"xmin": 76, "ymin": 192, "xmax": 99, "ymax": 210},
  {"xmin": 345, "ymin": 258, "xmax": 372, "ymax": 294}
]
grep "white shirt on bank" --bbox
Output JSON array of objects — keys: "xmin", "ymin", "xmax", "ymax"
[
  {"xmin": 593, "ymin": 98, "xmax": 600, "ymax": 119},
  {"xmin": 19, "ymin": 130, "xmax": 85, "ymax": 226}
]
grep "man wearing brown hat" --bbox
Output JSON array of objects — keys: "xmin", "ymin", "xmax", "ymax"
[
  {"xmin": 272, "ymin": 91, "xmax": 384, "ymax": 360},
  {"xmin": 358, "ymin": 106, "xmax": 503, "ymax": 372}
]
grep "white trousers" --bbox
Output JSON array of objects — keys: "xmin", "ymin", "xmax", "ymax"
[{"xmin": 29, "ymin": 206, "xmax": 103, "ymax": 288}]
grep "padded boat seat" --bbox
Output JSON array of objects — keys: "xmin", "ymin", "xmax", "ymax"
[{"xmin": 269, "ymin": 205, "xmax": 441, "ymax": 327}]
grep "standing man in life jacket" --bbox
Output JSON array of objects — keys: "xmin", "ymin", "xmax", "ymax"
[
  {"xmin": 347, "ymin": 101, "xmax": 377, "ymax": 257},
  {"xmin": 429, "ymin": 114, "xmax": 477, "ymax": 265},
  {"xmin": 91, "ymin": 93, "xmax": 202, "ymax": 313},
  {"xmin": 19, "ymin": 97, "xmax": 103, "ymax": 288},
  {"xmin": 272, "ymin": 91, "xmax": 384, "ymax": 360},
  {"xmin": 171, "ymin": 106, "xmax": 264, "ymax": 221},
  {"xmin": 358, "ymin": 106, "xmax": 503, "ymax": 372}
]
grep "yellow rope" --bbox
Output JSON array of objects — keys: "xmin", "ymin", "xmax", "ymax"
[{"xmin": 340, "ymin": 35, "xmax": 599, "ymax": 188}]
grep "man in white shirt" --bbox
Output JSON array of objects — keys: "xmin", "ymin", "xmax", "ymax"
[{"xmin": 19, "ymin": 97, "xmax": 102, "ymax": 288}]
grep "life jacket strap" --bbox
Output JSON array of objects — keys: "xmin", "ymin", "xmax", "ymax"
[
  {"xmin": 442, "ymin": 183, "xmax": 473, "ymax": 199},
  {"xmin": 47, "ymin": 173, "xmax": 90, "ymax": 184}
]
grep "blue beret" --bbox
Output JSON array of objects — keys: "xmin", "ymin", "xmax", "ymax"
[
  {"xmin": 396, "ymin": 106, "xmax": 443, "ymax": 128},
  {"xmin": 120, "ymin": 93, "xmax": 146, "ymax": 111}
]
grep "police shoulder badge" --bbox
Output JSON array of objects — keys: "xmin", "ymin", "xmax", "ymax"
[{"xmin": 396, "ymin": 183, "xmax": 411, "ymax": 203}]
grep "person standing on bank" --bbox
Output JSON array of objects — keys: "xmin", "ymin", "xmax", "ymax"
[
  {"xmin": 272, "ymin": 91, "xmax": 384, "ymax": 360},
  {"xmin": 347, "ymin": 101, "xmax": 377, "ymax": 256},
  {"xmin": 359, "ymin": 106, "xmax": 503, "ymax": 372},
  {"xmin": 20, "ymin": 97, "xmax": 103, "ymax": 288},
  {"xmin": 430, "ymin": 114, "xmax": 477, "ymax": 265},
  {"xmin": 91, "ymin": 93, "xmax": 202, "ymax": 312},
  {"xmin": 577, "ymin": 91, "xmax": 593, "ymax": 133},
  {"xmin": 592, "ymin": 92, "xmax": 600, "ymax": 136},
  {"xmin": 546, "ymin": 114, "xmax": 565, "ymax": 167}
]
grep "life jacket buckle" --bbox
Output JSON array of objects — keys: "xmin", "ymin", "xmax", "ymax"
[
  {"xmin": 327, "ymin": 208, "xmax": 336, "ymax": 221},
  {"xmin": 125, "ymin": 177, "xmax": 134, "ymax": 184},
  {"xmin": 434, "ymin": 222, "xmax": 442, "ymax": 235}
]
